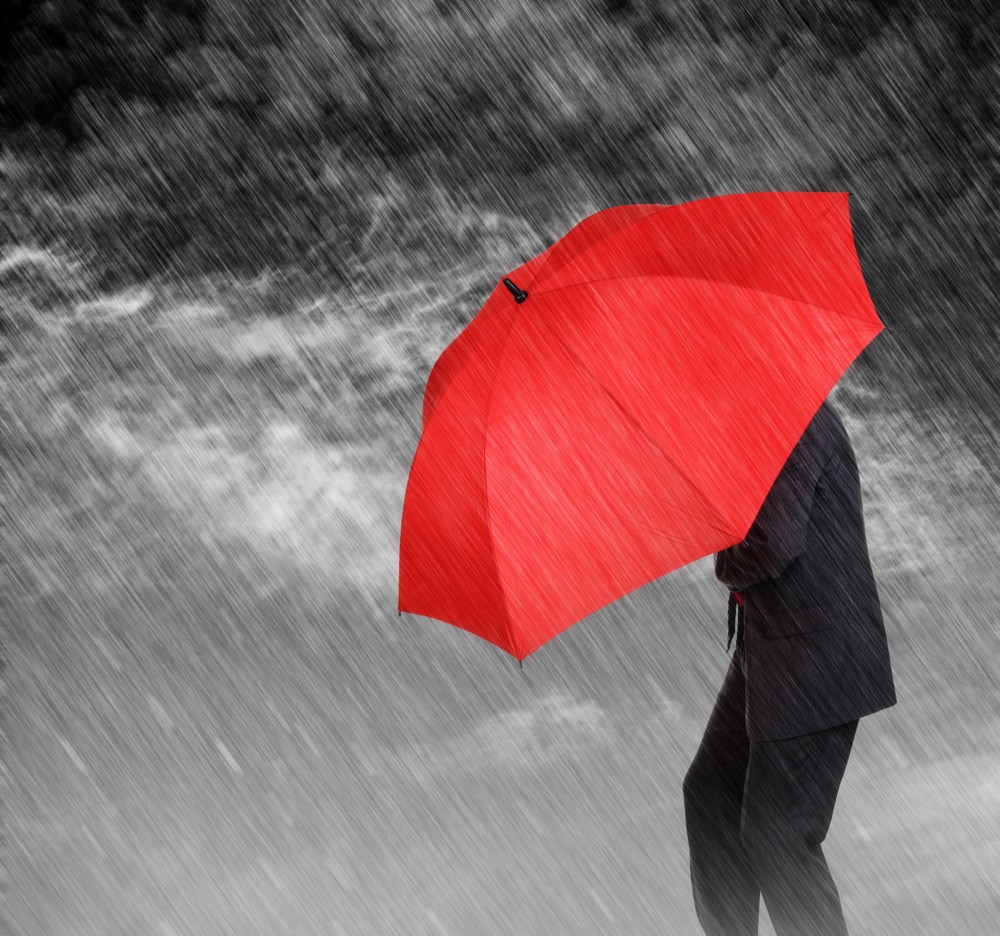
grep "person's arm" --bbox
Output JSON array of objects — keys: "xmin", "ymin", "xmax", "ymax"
[{"xmin": 715, "ymin": 427, "xmax": 826, "ymax": 591}]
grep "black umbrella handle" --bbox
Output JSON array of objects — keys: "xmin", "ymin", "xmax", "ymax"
[{"xmin": 503, "ymin": 278, "xmax": 529, "ymax": 303}]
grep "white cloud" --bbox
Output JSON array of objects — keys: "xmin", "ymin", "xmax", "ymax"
[{"xmin": 401, "ymin": 692, "xmax": 611, "ymax": 778}]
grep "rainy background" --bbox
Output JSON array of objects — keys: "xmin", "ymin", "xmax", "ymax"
[{"xmin": 2, "ymin": 2, "xmax": 999, "ymax": 934}]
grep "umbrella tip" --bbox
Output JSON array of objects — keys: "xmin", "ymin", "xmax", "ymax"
[{"xmin": 502, "ymin": 277, "xmax": 529, "ymax": 304}]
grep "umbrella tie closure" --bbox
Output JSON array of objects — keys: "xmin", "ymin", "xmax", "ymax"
[
  {"xmin": 503, "ymin": 278, "xmax": 529, "ymax": 303},
  {"xmin": 727, "ymin": 591, "xmax": 745, "ymax": 651}
]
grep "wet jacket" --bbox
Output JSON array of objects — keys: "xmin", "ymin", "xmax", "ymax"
[{"xmin": 715, "ymin": 400, "xmax": 896, "ymax": 741}]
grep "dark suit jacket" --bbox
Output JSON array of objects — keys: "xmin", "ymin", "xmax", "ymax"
[{"xmin": 715, "ymin": 400, "xmax": 896, "ymax": 741}]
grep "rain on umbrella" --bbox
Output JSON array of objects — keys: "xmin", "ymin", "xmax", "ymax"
[{"xmin": 398, "ymin": 192, "xmax": 884, "ymax": 661}]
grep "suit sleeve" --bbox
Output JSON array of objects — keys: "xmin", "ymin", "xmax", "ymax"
[{"xmin": 715, "ymin": 425, "xmax": 826, "ymax": 591}]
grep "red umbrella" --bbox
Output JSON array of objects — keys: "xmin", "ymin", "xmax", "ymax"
[{"xmin": 398, "ymin": 192, "xmax": 884, "ymax": 661}]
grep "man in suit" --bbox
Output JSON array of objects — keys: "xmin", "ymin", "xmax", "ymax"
[{"xmin": 683, "ymin": 399, "xmax": 896, "ymax": 936}]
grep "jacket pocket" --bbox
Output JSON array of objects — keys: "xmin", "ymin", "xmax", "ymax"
[{"xmin": 756, "ymin": 605, "xmax": 834, "ymax": 639}]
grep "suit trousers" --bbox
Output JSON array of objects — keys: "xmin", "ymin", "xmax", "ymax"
[{"xmin": 683, "ymin": 639, "xmax": 858, "ymax": 936}]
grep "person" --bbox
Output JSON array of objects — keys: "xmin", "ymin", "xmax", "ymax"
[{"xmin": 683, "ymin": 398, "xmax": 896, "ymax": 936}]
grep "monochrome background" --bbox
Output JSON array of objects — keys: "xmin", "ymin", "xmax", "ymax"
[{"xmin": 3, "ymin": 2, "xmax": 998, "ymax": 933}]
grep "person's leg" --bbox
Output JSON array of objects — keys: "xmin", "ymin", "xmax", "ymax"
[
  {"xmin": 741, "ymin": 719, "xmax": 859, "ymax": 936},
  {"xmin": 683, "ymin": 644, "xmax": 760, "ymax": 936}
]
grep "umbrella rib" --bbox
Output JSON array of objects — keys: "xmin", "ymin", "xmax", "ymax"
[
  {"xmin": 527, "ymin": 192, "xmax": 860, "ymax": 312},
  {"xmin": 530, "ymin": 312, "xmax": 738, "ymax": 540},
  {"xmin": 482, "ymin": 309, "xmax": 521, "ymax": 660},
  {"xmin": 645, "ymin": 491, "xmax": 733, "ymax": 537},
  {"xmin": 628, "ymin": 521, "xmax": 711, "ymax": 550},
  {"xmin": 421, "ymin": 291, "xmax": 516, "ymax": 431},
  {"xmin": 527, "ymin": 204, "xmax": 673, "ymax": 289},
  {"xmin": 531, "ymin": 272, "xmax": 869, "ymax": 324}
]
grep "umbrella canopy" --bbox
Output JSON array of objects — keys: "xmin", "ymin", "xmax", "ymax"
[{"xmin": 398, "ymin": 192, "xmax": 884, "ymax": 661}]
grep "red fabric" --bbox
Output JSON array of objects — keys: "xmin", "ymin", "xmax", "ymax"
[
  {"xmin": 733, "ymin": 591, "xmax": 745, "ymax": 606},
  {"xmin": 399, "ymin": 192, "xmax": 883, "ymax": 660}
]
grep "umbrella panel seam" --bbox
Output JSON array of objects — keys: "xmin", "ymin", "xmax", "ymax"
[
  {"xmin": 528, "ymin": 310, "xmax": 739, "ymax": 541},
  {"xmin": 526, "ymin": 192, "xmax": 852, "ymax": 304},
  {"xmin": 526, "ymin": 203, "xmax": 672, "ymax": 289},
  {"xmin": 530, "ymin": 273, "xmax": 875, "ymax": 326},
  {"xmin": 421, "ymin": 286, "xmax": 517, "ymax": 430},
  {"xmin": 482, "ymin": 307, "xmax": 521, "ymax": 660}
]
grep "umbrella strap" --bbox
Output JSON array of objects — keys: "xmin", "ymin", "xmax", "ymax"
[{"xmin": 726, "ymin": 591, "xmax": 745, "ymax": 651}]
